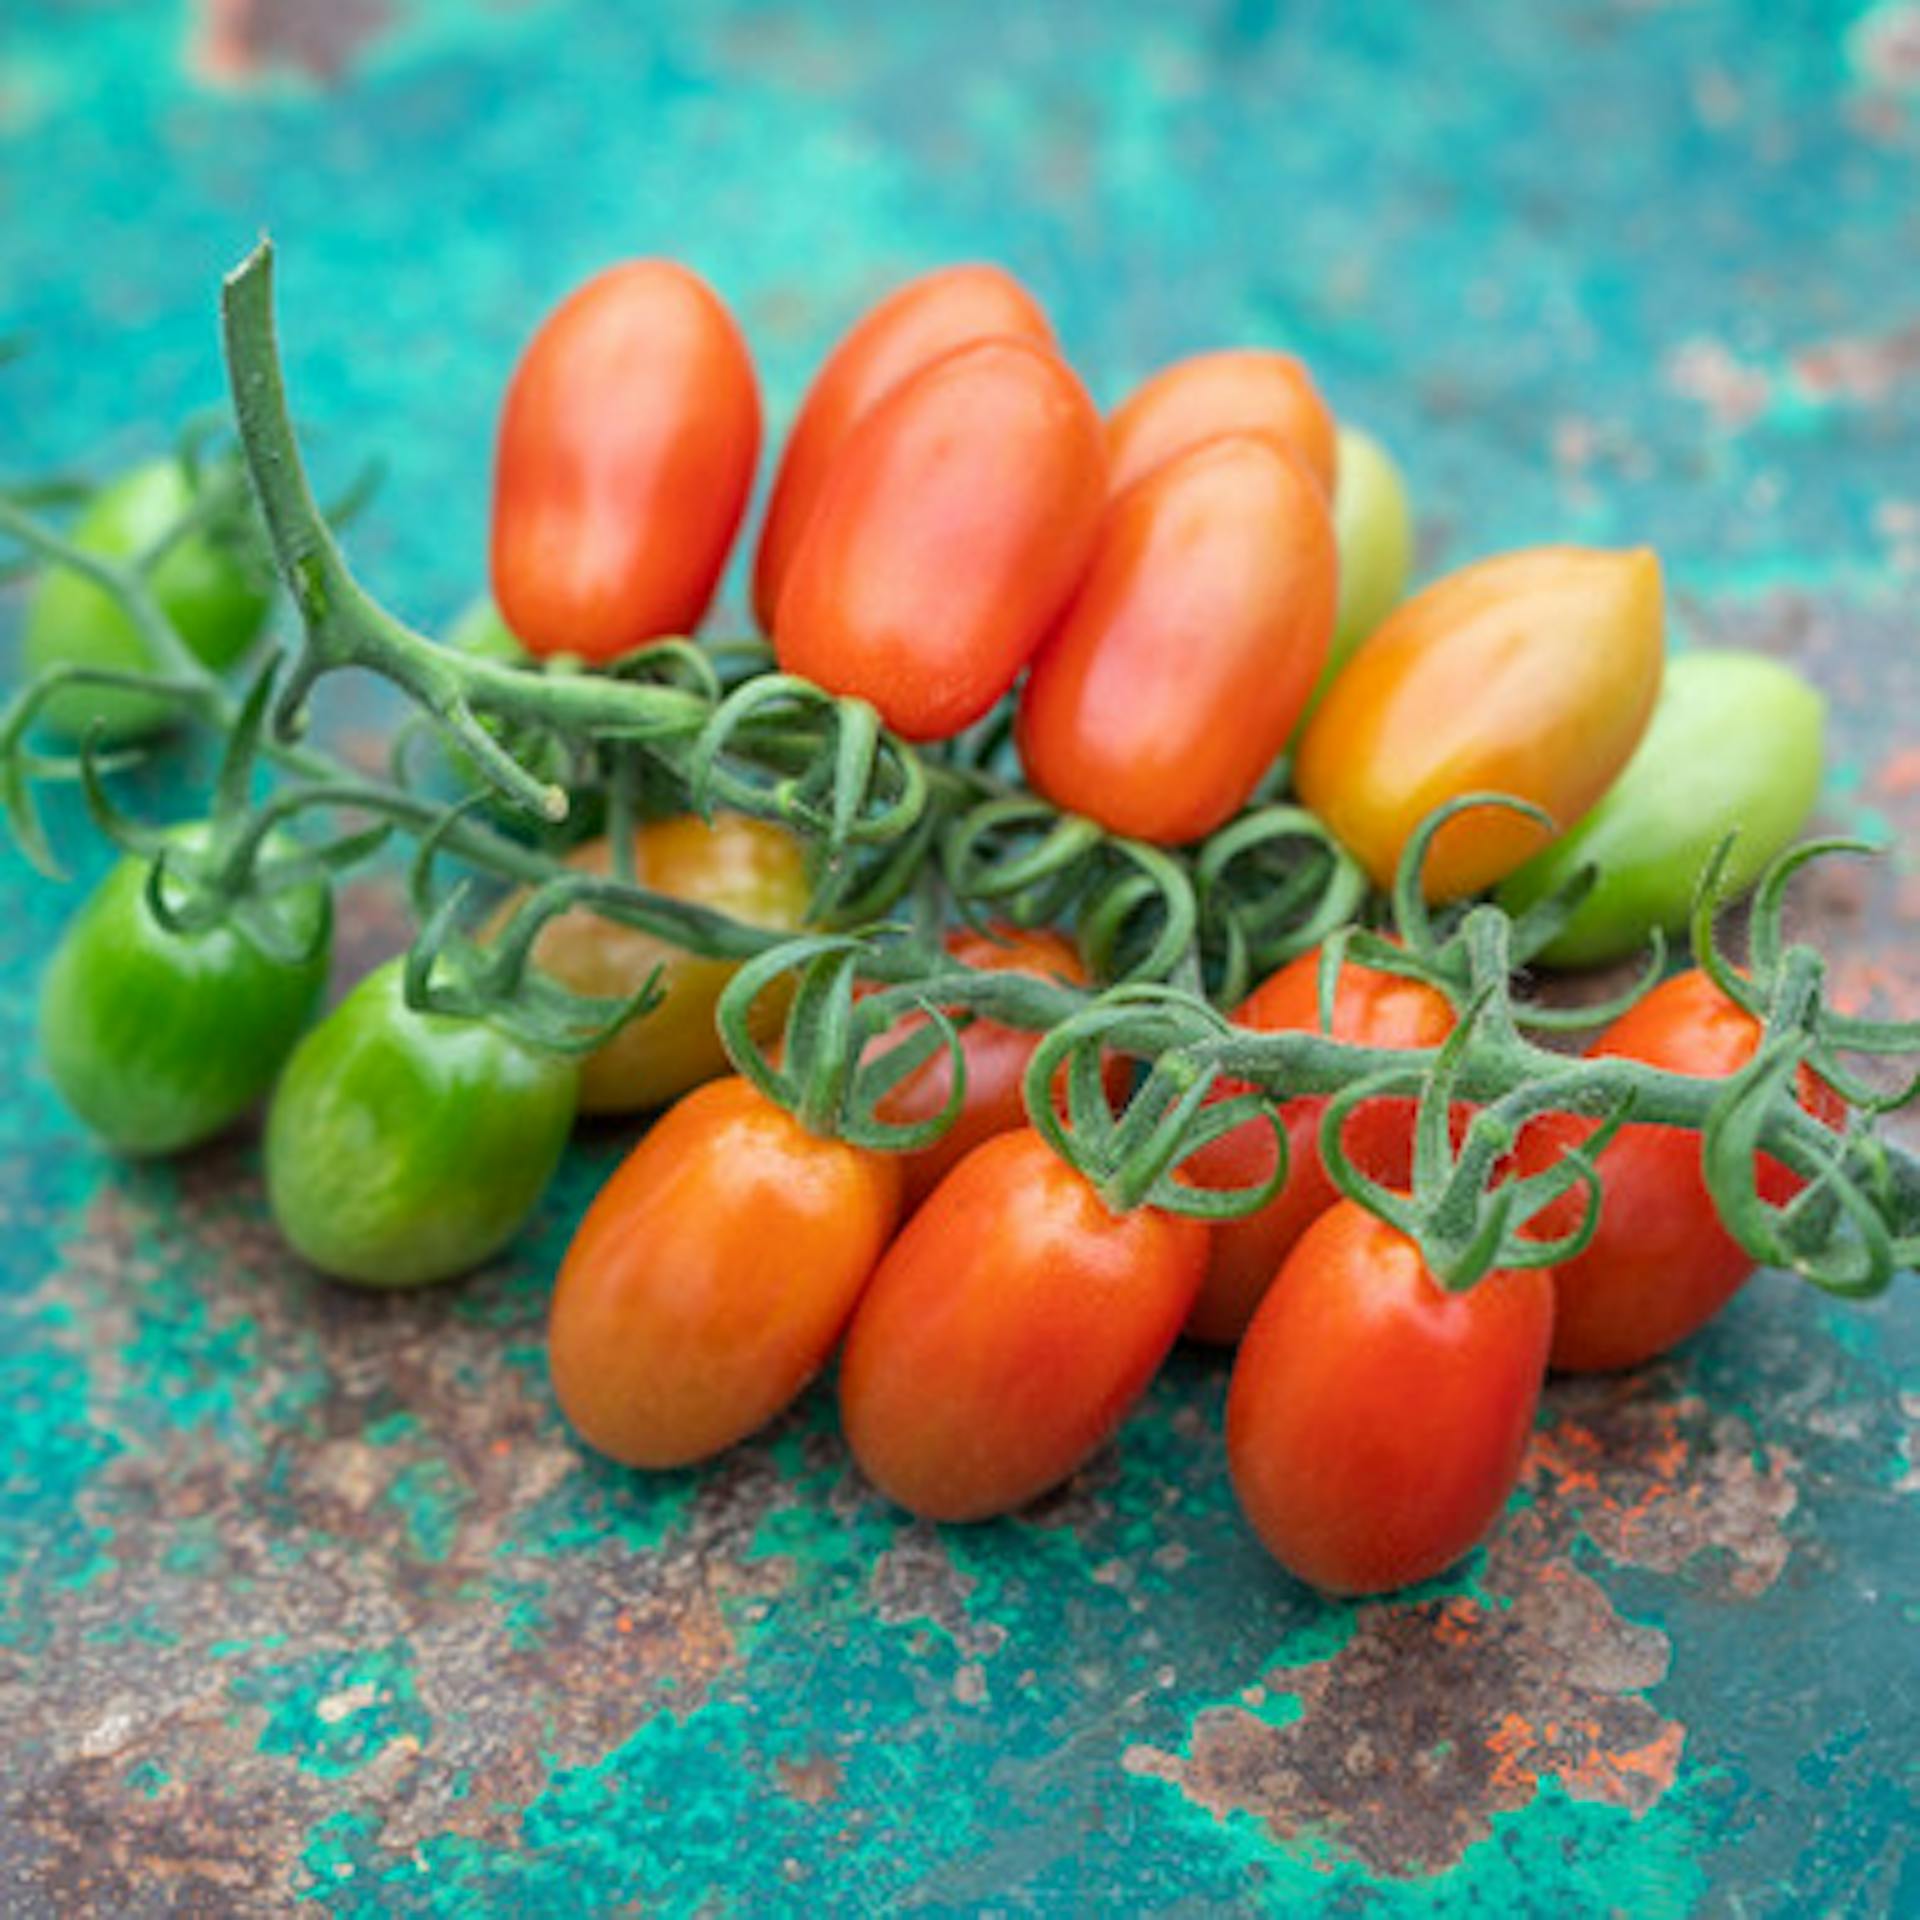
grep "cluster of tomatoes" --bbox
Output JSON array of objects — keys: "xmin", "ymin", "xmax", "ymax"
[{"xmin": 19, "ymin": 255, "xmax": 1838, "ymax": 1597}]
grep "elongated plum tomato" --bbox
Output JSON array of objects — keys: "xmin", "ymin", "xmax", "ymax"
[
  {"xmin": 1105, "ymin": 349, "xmax": 1337, "ymax": 497},
  {"xmin": 266, "ymin": 962, "xmax": 577, "ymax": 1289},
  {"xmin": 25, "ymin": 459, "xmax": 272, "ymax": 743},
  {"xmin": 1183, "ymin": 946, "xmax": 1455, "ymax": 1345},
  {"xmin": 491, "ymin": 261, "xmax": 760, "ymax": 661},
  {"xmin": 40, "ymin": 829, "xmax": 328, "ymax": 1156},
  {"xmin": 773, "ymin": 337, "xmax": 1106, "ymax": 742},
  {"xmin": 1513, "ymin": 968, "xmax": 1841, "ymax": 1372},
  {"xmin": 1227, "ymin": 1202, "xmax": 1553, "ymax": 1594},
  {"xmin": 1498, "ymin": 651, "xmax": 1826, "ymax": 968},
  {"xmin": 498, "ymin": 814, "xmax": 812, "ymax": 1113},
  {"xmin": 753, "ymin": 264, "xmax": 1054, "ymax": 631},
  {"xmin": 1294, "ymin": 547, "xmax": 1665, "ymax": 901},
  {"xmin": 868, "ymin": 924, "xmax": 1103, "ymax": 1210},
  {"xmin": 839, "ymin": 1129, "xmax": 1208, "ymax": 1520},
  {"xmin": 550, "ymin": 1076, "xmax": 902, "ymax": 1468},
  {"xmin": 1017, "ymin": 434, "xmax": 1336, "ymax": 844}
]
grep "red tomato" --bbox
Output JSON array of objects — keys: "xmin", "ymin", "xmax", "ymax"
[
  {"xmin": 1183, "ymin": 947, "xmax": 1457, "ymax": 1345},
  {"xmin": 1106, "ymin": 349, "xmax": 1338, "ymax": 498},
  {"xmin": 753, "ymin": 265, "xmax": 1054, "ymax": 631},
  {"xmin": 1017, "ymin": 434, "xmax": 1336, "ymax": 844},
  {"xmin": 869, "ymin": 924, "xmax": 1100, "ymax": 1211},
  {"xmin": 839, "ymin": 1129, "xmax": 1209, "ymax": 1520},
  {"xmin": 492, "ymin": 261, "xmax": 760, "ymax": 661},
  {"xmin": 1514, "ymin": 968, "xmax": 1842, "ymax": 1373},
  {"xmin": 1294, "ymin": 547, "xmax": 1665, "ymax": 900},
  {"xmin": 1227, "ymin": 1202, "xmax": 1554, "ymax": 1595},
  {"xmin": 773, "ymin": 338, "xmax": 1106, "ymax": 742},
  {"xmin": 549, "ymin": 1077, "xmax": 901, "ymax": 1467}
]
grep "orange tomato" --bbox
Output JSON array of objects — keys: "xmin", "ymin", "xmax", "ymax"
[
  {"xmin": 1106, "ymin": 348, "xmax": 1337, "ymax": 497},
  {"xmin": 839, "ymin": 1129, "xmax": 1208, "ymax": 1520},
  {"xmin": 491, "ymin": 261, "xmax": 760, "ymax": 661},
  {"xmin": 1017, "ymin": 434, "xmax": 1336, "ymax": 844},
  {"xmin": 773, "ymin": 338, "xmax": 1106, "ymax": 742},
  {"xmin": 1294, "ymin": 546, "xmax": 1664, "ymax": 900},
  {"xmin": 1183, "ymin": 946, "xmax": 1457, "ymax": 1345},
  {"xmin": 753, "ymin": 265, "xmax": 1053, "ymax": 631},
  {"xmin": 550, "ymin": 1077, "xmax": 901, "ymax": 1468}
]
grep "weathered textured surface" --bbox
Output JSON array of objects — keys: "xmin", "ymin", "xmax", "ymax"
[{"xmin": 2, "ymin": 1, "xmax": 1918, "ymax": 1913}]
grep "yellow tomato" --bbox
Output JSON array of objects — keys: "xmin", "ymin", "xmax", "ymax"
[{"xmin": 1294, "ymin": 547, "xmax": 1664, "ymax": 900}]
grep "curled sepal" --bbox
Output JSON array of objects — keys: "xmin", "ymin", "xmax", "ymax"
[
  {"xmin": 1745, "ymin": 835, "xmax": 1878, "ymax": 984},
  {"xmin": 1390, "ymin": 792, "xmax": 1556, "ymax": 969},
  {"xmin": 1194, "ymin": 803, "xmax": 1368, "ymax": 1003},
  {"xmin": 1699, "ymin": 1039, "xmax": 1895, "ymax": 1299},
  {"xmin": 942, "ymin": 796, "xmax": 1105, "ymax": 918},
  {"xmin": 1079, "ymin": 840, "xmax": 1201, "ymax": 985},
  {"xmin": 840, "ymin": 997, "xmax": 971, "ymax": 1157},
  {"xmin": 1020, "ymin": 984, "xmax": 1278, "ymax": 1218},
  {"xmin": 1512, "ymin": 929, "xmax": 1668, "ymax": 1036},
  {"xmin": 1686, "ymin": 833, "xmax": 1762, "ymax": 1020}
]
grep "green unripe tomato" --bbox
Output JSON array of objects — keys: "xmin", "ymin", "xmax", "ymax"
[
  {"xmin": 39, "ymin": 833, "xmax": 330, "ymax": 1155},
  {"xmin": 1498, "ymin": 649, "xmax": 1826, "ymax": 968},
  {"xmin": 23, "ymin": 459, "xmax": 274, "ymax": 743},
  {"xmin": 265, "ymin": 960, "xmax": 577, "ymax": 1289},
  {"xmin": 1303, "ymin": 425, "xmax": 1414, "ymax": 721}
]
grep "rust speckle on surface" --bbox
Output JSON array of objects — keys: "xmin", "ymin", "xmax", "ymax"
[
  {"xmin": 189, "ymin": 0, "xmax": 394, "ymax": 86},
  {"xmin": 1793, "ymin": 321, "xmax": 1920, "ymax": 405},
  {"xmin": 776, "ymin": 1752, "xmax": 844, "ymax": 1806}
]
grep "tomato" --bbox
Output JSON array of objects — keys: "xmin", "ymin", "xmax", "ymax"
[
  {"xmin": 1105, "ymin": 348, "xmax": 1337, "ymax": 498},
  {"xmin": 24, "ymin": 459, "xmax": 272, "ymax": 742},
  {"xmin": 1017, "ymin": 434, "xmax": 1335, "ymax": 844},
  {"xmin": 773, "ymin": 337, "xmax": 1106, "ymax": 742},
  {"xmin": 867, "ymin": 923, "xmax": 1103, "ymax": 1209},
  {"xmin": 491, "ymin": 261, "xmax": 760, "ymax": 661},
  {"xmin": 753, "ymin": 264, "xmax": 1054, "ymax": 631},
  {"xmin": 39, "ymin": 831, "xmax": 328, "ymax": 1156},
  {"xmin": 1497, "ymin": 651, "xmax": 1825, "ymax": 967},
  {"xmin": 1513, "ymin": 968, "xmax": 1841, "ymax": 1372},
  {"xmin": 1312, "ymin": 424, "xmax": 1414, "ymax": 714},
  {"xmin": 504, "ymin": 814, "xmax": 812, "ymax": 1114},
  {"xmin": 839, "ymin": 1129, "xmax": 1208, "ymax": 1520},
  {"xmin": 1294, "ymin": 547, "xmax": 1665, "ymax": 901},
  {"xmin": 1183, "ymin": 946, "xmax": 1456, "ymax": 1345},
  {"xmin": 550, "ymin": 1076, "xmax": 901, "ymax": 1467},
  {"xmin": 265, "ymin": 961, "xmax": 577, "ymax": 1288},
  {"xmin": 1227, "ymin": 1201, "xmax": 1553, "ymax": 1594}
]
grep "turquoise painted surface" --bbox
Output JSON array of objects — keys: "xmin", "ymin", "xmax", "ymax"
[{"xmin": 3, "ymin": 2, "xmax": 1919, "ymax": 1912}]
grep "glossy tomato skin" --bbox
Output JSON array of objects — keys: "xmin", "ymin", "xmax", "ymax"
[
  {"xmin": 839, "ymin": 1129, "xmax": 1209, "ymax": 1521},
  {"xmin": 1312, "ymin": 424, "xmax": 1415, "ymax": 717},
  {"xmin": 40, "ymin": 832, "xmax": 329, "ymax": 1156},
  {"xmin": 550, "ymin": 1076, "xmax": 902, "ymax": 1468},
  {"xmin": 1018, "ymin": 435, "xmax": 1336, "ymax": 844},
  {"xmin": 773, "ymin": 337, "xmax": 1106, "ymax": 742},
  {"xmin": 871, "ymin": 924, "xmax": 1097, "ymax": 1211},
  {"xmin": 1227, "ymin": 1202, "xmax": 1554, "ymax": 1595},
  {"xmin": 1498, "ymin": 651, "xmax": 1825, "ymax": 968},
  {"xmin": 1183, "ymin": 948, "xmax": 1456, "ymax": 1345},
  {"xmin": 26, "ymin": 460, "xmax": 272, "ymax": 742},
  {"xmin": 1295, "ymin": 547, "xmax": 1665, "ymax": 901},
  {"xmin": 1514, "ymin": 968, "xmax": 1840, "ymax": 1372},
  {"xmin": 507, "ymin": 814, "xmax": 812, "ymax": 1113},
  {"xmin": 491, "ymin": 261, "xmax": 760, "ymax": 661},
  {"xmin": 753, "ymin": 264, "xmax": 1054, "ymax": 631},
  {"xmin": 1106, "ymin": 349, "xmax": 1337, "ymax": 497},
  {"xmin": 266, "ymin": 962, "xmax": 577, "ymax": 1289}
]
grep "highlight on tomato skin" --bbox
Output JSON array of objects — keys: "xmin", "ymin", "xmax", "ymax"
[
  {"xmin": 549, "ymin": 1076, "xmax": 902, "ymax": 1471},
  {"xmin": 1294, "ymin": 545, "xmax": 1666, "ymax": 902},
  {"xmin": 753, "ymin": 264, "xmax": 1055, "ymax": 632},
  {"xmin": 1225, "ymin": 1201, "xmax": 1554, "ymax": 1597},
  {"xmin": 839, "ymin": 1128, "xmax": 1209, "ymax": 1523},
  {"xmin": 1016, "ymin": 432, "xmax": 1337, "ymax": 845},
  {"xmin": 1182, "ymin": 945, "xmax": 1456, "ymax": 1346},
  {"xmin": 1105, "ymin": 348, "xmax": 1339, "ymax": 498},
  {"xmin": 772, "ymin": 335, "xmax": 1107, "ymax": 742},
  {"xmin": 1513, "ymin": 967, "xmax": 1846, "ymax": 1374},
  {"xmin": 491, "ymin": 259, "xmax": 761, "ymax": 662}
]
